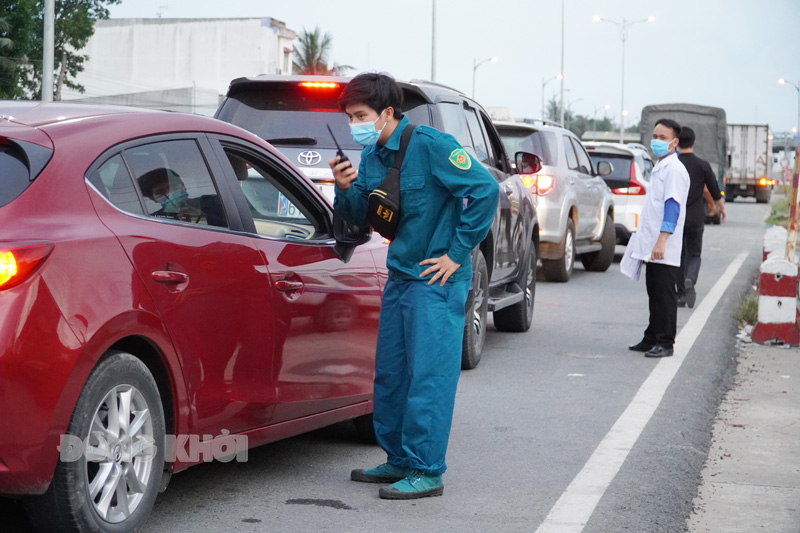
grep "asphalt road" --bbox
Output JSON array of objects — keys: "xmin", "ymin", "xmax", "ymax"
[{"xmin": 2, "ymin": 198, "xmax": 771, "ymax": 532}]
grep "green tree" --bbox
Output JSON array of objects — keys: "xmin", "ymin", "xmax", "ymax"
[
  {"xmin": 19, "ymin": 0, "xmax": 120, "ymax": 100},
  {"xmin": 0, "ymin": 1, "xmax": 38, "ymax": 99},
  {"xmin": 545, "ymin": 96, "xmax": 574, "ymax": 128},
  {"xmin": 292, "ymin": 27, "xmax": 352, "ymax": 75}
]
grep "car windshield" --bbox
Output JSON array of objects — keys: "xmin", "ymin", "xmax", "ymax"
[
  {"xmin": 217, "ymin": 83, "xmax": 430, "ymax": 151},
  {"xmin": 587, "ymin": 153, "xmax": 632, "ymax": 179},
  {"xmin": 497, "ymin": 128, "xmax": 558, "ymax": 166}
]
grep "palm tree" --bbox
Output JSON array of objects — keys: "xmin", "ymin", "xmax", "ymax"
[
  {"xmin": 292, "ymin": 27, "xmax": 352, "ymax": 75},
  {"xmin": 0, "ymin": 17, "xmax": 15, "ymax": 72}
]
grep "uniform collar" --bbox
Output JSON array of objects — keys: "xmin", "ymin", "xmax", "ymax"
[
  {"xmin": 654, "ymin": 151, "xmax": 678, "ymax": 169},
  {"xmin": 381, "ymin": 115, "xmax": 411, "ymax": 151}
]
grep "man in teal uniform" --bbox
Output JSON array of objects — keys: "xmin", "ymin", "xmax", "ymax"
[{"xmin": 329, "ymin": 72, "xmax": 499, "ymax": 500}]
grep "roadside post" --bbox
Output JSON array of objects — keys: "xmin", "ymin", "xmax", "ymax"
[{"xmin": 785, "ymin": 147, "xmax": 800, "ymax": 262}]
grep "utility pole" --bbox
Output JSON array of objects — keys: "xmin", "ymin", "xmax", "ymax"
[
  {"xmin": 559, "ymin": 0, "xmax": 565, "ymax": 126},
  {"xmin": 42, "ymin": 0, "xmax": 55, "ymax": 102},
  {"xmin": 431, "ymin": 0, "xmax": 437, "ymax": 81}
]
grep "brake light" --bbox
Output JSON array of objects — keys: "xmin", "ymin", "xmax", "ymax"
[
  {"xmin": 535, "ymin": 175, "xmax": 555, "ymax": 196},
  {"xmin": 0, "ymin": 242, "xmax": 54, "ymax": 290},
  {"xmin": 519, "ymin": 174, "xmax": 536, "ymax": 188},
  {"xmin": 612, "ymin": 162, "xmax": 646, "ymax": 195},
  {"xmin": 759, "ymin": 177, "xmax": 767, "ymax": 186},
  {"xmin": 299, "ymin": 82, "xmax": 340, "ymax": 89}
]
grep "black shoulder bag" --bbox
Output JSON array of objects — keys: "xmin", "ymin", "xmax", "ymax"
[{"xmin": 367, "ymin": 125, "xmax": 415, "ymax": 241}]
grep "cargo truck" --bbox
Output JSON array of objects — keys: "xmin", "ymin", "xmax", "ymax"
[{"xmin": 726, "ymin": 124, "xmax": 774, "ymax": 203}]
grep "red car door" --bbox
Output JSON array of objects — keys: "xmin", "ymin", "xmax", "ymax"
[
  {"xmin": 210, "ymin": 139, "xmax": 382, "ymax": 424},
  {"xmin": 86, "ymin": 135, "xmax": 276, "ymax": 437}
]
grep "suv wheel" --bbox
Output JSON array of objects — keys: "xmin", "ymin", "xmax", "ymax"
[
  {"xmin": 494, "ymin": 241, "xmax": 535, "ymax": 332},
  {"xmin": 581, "ymin": 213, "xmax": 615, "ymax": 272},
  {"xmin": 27, "ymin": 352, "xmax": 165, "ymax": 533},
  {"xmin": 462, "ymin": 250, "xmax": 488, "ymax": 370},
  {"xmin": 542, "ymin": 218, "xmax": 575, "ymax": 282}
]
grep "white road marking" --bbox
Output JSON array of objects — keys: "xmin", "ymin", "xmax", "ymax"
[{"xmin": 535, "ymin": 251, "xmax": 749, "ymax": 533}]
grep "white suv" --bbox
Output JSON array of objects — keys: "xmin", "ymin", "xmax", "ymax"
[{"xmin": 496, "ymin": 121, "xmax": 616, "ymax": 282}]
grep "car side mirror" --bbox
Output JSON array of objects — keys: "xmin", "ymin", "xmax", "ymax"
[
  {"xmin": 597, "ymin": 161, "xmax": 613, "ymax": 176},
  {"xmin": 333, "ymin": 212, "xmax": 372, "ymax": 263},
  {"xmin": 515, "ymin": 151, "xmax": 542, "ymax": 174}
]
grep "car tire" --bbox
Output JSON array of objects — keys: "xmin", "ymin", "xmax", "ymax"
[
  {"xmin": 755, "ymin": 187, "xmax": 771, "ymax": 204},
  {"xmin": 542, "ymin": 218, "xmax": 575, "ymax": 282},
  {"xmin": 352, "ymin": 414, "xmax": 377, "ymax": 444},
  {"xmin": 580, "ymin": 213, "xmax": 615, "ymax": 272},
  {"xmin": 462, "ymin": 250, "xmax": 488, "ymax": 370},
  {"xmin": 493, "ymin": 241, "xmax": 535, "ymax": 332},
  {"xmin": 27, "ymin": 351, "xmax": 165, "ymax": 533}
]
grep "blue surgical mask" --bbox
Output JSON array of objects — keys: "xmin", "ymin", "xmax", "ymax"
[
  {"xmin": 160, "ymin": 189, "xmax": 189, "ymax": 210},
  {"xmin": 350, "ymin": 110, "xmax": 387, "ymax": 146},
  {"xmin": 650, "ymin": 139, "xmax": 673, "ymax": 158}
]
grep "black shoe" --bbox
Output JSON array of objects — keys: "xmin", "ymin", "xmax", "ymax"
[
  {"xmin": 629, "ymin": 340, "xmax": 655, "ymax": 352},
  {"xmin": 685, "ymin": 279, "xmax": 696, "ymax": 309},
  {"xmin": 677, "ymin": 295, "xmax": 686, "ymax": 308},
  {"xmin": 645, "ymin": 345, "xmax": 674, "ymax": 358}
]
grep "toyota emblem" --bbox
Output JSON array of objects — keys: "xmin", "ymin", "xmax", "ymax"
[{"xmin": 297, "ymin": 151, "xmax": 322, "ymax": 166}]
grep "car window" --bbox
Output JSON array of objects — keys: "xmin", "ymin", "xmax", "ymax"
[
  {"xmin": 588, "ymin": 154, "xmax": 633, "ymax": 180},
  {"xmin": 562, "ymin": 135, "xmax": 579, "ymax": 170},
  {"xmin": 571, "ymin": 138, "xmax": 594, "ymax": 175},
  {"xmin": 498, "ymin": 128, "xmax": 558, "ymax": 167},
  {"xmin": 223, "ymin": 148, "xmax": 320, "ymax": 241},
  {"xmin": 87, "ymin": 154, "xmax": 146, "ymax": 215},
  {"xmin": 1, "ymin": 144, "xmax": 36, "ymax": 208},
  {"xmin": 437, "ymin": 102, "xmax": 472, "ymax": 148},
  {"xmin": 464, "ymin": 108, "xmax": 490, "ymax": 165},
  {"xmin": 124, "ymin": 140, "xmax": 228, "ymax": 228},
  {"xmin": 478, "ymin": 111, "xmax": 508, "ymax": 171}
]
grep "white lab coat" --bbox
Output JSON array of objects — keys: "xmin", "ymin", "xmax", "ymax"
[{"xmin": 622, "ymin": 152, "xmax": 690, "ymax": 274}]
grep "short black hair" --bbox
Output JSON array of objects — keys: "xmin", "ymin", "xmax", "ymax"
[
  {"xmin": 655, "ymin": 118, "xmax": 681, "ymax": 138},
  {"xmin": 138, "ymin": 168, "xmax": 170, "ymax": 199},
  {"xmin": 678, "ymin": 126, "xmax": 696, "ymax": 148},
  {"xmin": 339, "ymin": 72, "xmax": 404, "ymax": 119}
]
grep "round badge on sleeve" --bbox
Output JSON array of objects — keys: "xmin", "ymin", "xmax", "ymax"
[{"xmin": 449, "ymin": 149, "xmax": 472, "ymax": 170}]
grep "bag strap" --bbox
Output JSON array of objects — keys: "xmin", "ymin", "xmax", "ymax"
[{"xmin": 391, "ymin": 125, "xmax": 416, "ymax": 171}]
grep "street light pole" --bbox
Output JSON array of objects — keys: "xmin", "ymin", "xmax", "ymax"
[
  {"xmin": 779, "ymin": 78, "xmax": 800, "ymax": 140},
  {"xmin": 542, "ymin": 74, "xmax": 563, "ymax": 120},
  {"xmin": 431, "ymin": 0, "xmax": 437, "ymax": 81},
  {"xmin": 594, "ymin": 14, "xmax": 655, "ymax": 143},
  {"xmin": 559, "ymin": 0, "xmax": 565, "ymax": 126},
  {"xmin": 472, "ymin": 57, "xmax": 498, "ymax": 100}
]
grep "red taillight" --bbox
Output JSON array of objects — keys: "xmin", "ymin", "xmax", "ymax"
[
  {"xmin": 299, "ymin": 82, "xmax": 340, "ymax": 89},
  {"xmin": 519, "ymin": 174, "xmax": 536, "ymax": 188},
  {"xmin": 612, "ymin": 162, "xmax": 646, "ymax": 195},
  {"xmin": 0, "ymin": 242, "xmax": 54, "ymax": 290},
  {"xmin": 535, "ymin": 174, "xmax": 555, "ymax": 196}
]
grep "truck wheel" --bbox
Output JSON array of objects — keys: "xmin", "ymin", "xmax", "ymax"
[
  {"xmin": 755, "ymin": 187, "xmax": 771, "ymax": 203},
  {"xmin": 542, "ymin": 219, "xmax": 575, "ymax": 282},
  {"xmin": 494, "ymin": 241, "xmax": 535, "ymax": 332},
  {"xmin": 27, "ymin": 352, "xmax": 165, "ymax": 533},
  {"xmin": 462, "ymin": 250, "xmax": 488, "ymax": 370},
  {"xmin": 581, "ymin": 214, "xmax": 615, "ymax": 272}
]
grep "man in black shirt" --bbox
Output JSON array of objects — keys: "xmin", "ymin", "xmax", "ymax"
[{"xmin": 677, "ymin": 127, "xmax": 726, "ymax": 307}]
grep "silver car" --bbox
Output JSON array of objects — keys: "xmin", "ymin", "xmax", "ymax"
[{"xmin": 496, "ymin": 120, "xmax": 616, "ymax": 282}]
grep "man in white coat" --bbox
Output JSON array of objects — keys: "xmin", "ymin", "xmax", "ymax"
[{"xmin": 625, "ymin": 118, "xmax": 690, "ymax": 357}]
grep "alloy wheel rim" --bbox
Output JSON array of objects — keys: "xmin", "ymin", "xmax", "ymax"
[
  {"xmin": 564, "ymin": 229, "xmax": 574, "ymax": 272},
  {"xmin": 472, "ymin": 280, "xmax": 486, "ymax": 348},
  {"xmin": 84, "ymin": 384, "xmax": 155, "ymax": 523}
]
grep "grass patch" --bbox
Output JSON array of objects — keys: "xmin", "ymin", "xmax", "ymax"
[
  {"xmin": 733, "ymin": 292, "xmax": 759, "ymax": 326},
  {"xmin": 764, "ymin": 195, "xmax": 791, "ymax": 226}
]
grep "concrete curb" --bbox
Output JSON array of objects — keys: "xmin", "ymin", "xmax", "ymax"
[{"xmin": 686, "ymin": 341, "xmax": 800, "ymax": 532}]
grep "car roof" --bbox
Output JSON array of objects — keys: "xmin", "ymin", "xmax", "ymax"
[
  {"xmin": 583, "ymin": 142, "xmax": 636, "ymax": 157},
  {"xmin": 493, "ymin": 120, "xmax": 570, "ymax": 134},
  {"xmin": 226, "ymin": 74, "xmax": 482, "ymax": 108}
]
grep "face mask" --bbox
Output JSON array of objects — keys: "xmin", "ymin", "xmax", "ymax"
[
  {"xmin": 160, "ymin": 189, "xmax": 188, "ymax": 210},
  {"xmin": 650, "ymin": 139, "xmax": 673, "ymax": 158},
  {"xmin": 350, "ymin": 110, "xmax": 387, "ymax": 146}
]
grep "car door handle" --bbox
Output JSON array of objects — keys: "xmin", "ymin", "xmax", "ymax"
[
  {"xmin": 152, "ymin": 270, "xmax": 189, "ymax": 284},
  {"xmin": 275, "ymin": 279, "xmax": 304, "ymax": 292}
]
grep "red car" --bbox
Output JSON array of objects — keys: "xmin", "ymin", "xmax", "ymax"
[{"xmin": 0, "ymin": 102, "xmax": 385, "ymax": 531}]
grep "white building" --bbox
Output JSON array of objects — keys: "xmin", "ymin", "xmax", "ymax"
[{"xmin": 62, "ymin": 17, "xmax": 296, "ymax": 116}]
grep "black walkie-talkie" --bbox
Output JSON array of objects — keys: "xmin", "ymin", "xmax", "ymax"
[{"xmin": 326, "ymin": 124, "xmax": 350, "ymax": 165}]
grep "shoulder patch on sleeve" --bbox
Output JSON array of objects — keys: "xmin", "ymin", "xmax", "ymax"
[
  {"xmin": 414, "ymin": 125, "xmax": 442, "ymax": 139},
  {"xmin": 449, "ymin": 148, "xmax": 472, "ymax": 170}
]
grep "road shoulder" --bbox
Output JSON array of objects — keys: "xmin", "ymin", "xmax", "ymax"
[{"xmin": 687, "ymin": 341, "xmax": 800, "ymax": 533}]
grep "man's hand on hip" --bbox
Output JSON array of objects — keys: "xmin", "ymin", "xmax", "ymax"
[{"xmin": 419, "ymin": 254, "xmax": 461, "ymax": 286}]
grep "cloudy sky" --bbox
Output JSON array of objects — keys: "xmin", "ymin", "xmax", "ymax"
[{"xmin": 107, "ymin": 0, "xmax": 800, "ymax": 134}]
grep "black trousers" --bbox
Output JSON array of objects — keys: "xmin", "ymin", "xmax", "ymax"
[
  {"xmin": 644, "ymin": 262, "xmax": 679, "ymax": 347},
  {"xmin": 677, "ymin": 222, "xmax": 704, "ymax": 296}
]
